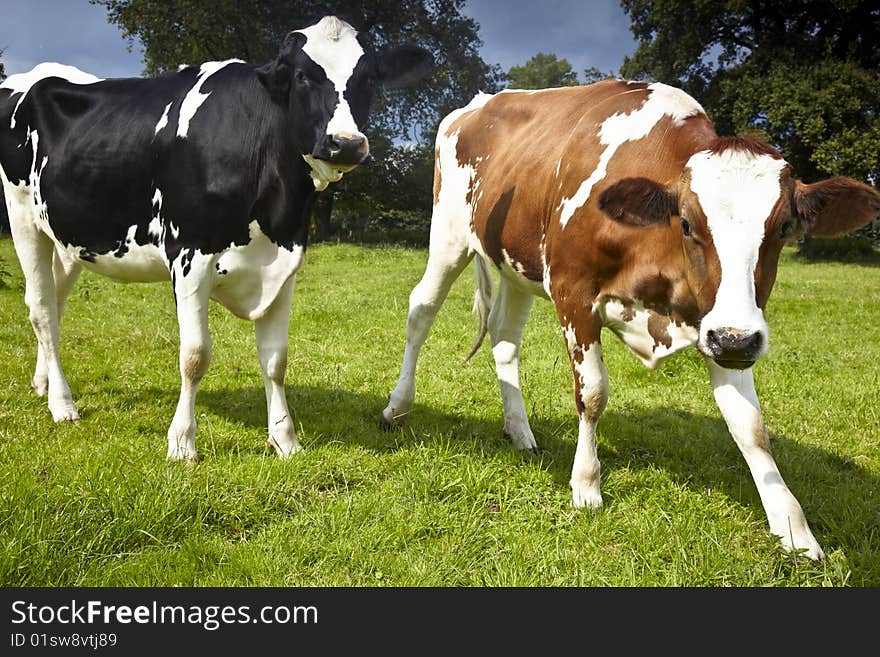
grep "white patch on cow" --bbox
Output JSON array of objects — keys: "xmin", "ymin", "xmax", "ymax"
[
  {"xmin": 1, "ymin": 63, "xmax": 102, "ymax": 129},
  {"xmin": 154, "ymin": 102, "xmax": 173, "ymax": 135},
  {"xmin": 598, "ymin": 297, "xmax": 698, "ymax": 368},
  {"xmin": 82, "ymin": 225, "xmax": 169, "ymax": 283},
  {"xmin": 177, "ymin": 59, "xmax": 243, "ymax": 138},
  {"xmin": 539, "ymin": 234, "xmax": 552, "ymax": 298},
  {"xmin": 558, "ymin": 82, "xmax": 705, "ymax": 228},
  {"xmin": 431, "ymin": 92, "xmax": 495, "ymax": 258},
  {"xmin": 688, "ymin": 149, "xmax": 785, "ymax": 353},
  {"xmin": 148, "ymin": 188, "xmax": 163, "ymax": 240},
  {"xmin": 298, "ymin": 16, "xmax": 365, "ymax": 138},
  {"xmin": 211, "ymin": 220, "xmax": 305, "ymax": 320}
]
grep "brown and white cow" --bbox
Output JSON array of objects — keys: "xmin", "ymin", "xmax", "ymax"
[{"xmin": 381, "ymin": 80, "xmax": 880, "ymax": 560}]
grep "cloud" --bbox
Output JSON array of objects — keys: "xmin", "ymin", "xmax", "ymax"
[
  {"xmin": 463, "ymin": 0, "xmax": 636, "ymax": 77},
  {"xmin": 0, "ymin": 0, "xmax": 143, "ymax": 78}
]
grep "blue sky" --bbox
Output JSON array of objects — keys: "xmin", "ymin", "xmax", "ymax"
[{"xmin": 0, "ymin": 1, "xmax": 637, "ymax": 80}]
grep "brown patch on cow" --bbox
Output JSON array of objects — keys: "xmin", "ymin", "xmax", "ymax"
[
  {"xmin": 619, "ymin": 306, "xmax": 635, "ymax": 322},
  {"xmin": 753, "ymin": 425, "xmax": 771, "ymax": 451},
  {"xmin": 182, "ymin": 346, "xmax": 210, "ymax": 382},
  {"xmin": 432, "ymin": 147, "xmax": 441, "ymax": 205},
  {"xmin": 647, "ymin": 311, "xmax": 673, "ymax": 350},
  {"xmin": 481, "ymin": 187, "xmax": 516, "ymax": 267},
  {"xmin": 707, "ymin": 135, "xmax": 782, "ymax": 159}
]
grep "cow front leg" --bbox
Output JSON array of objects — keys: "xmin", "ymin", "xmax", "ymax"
[
  {"xmin": 166, "ymin": 257, "xmax": 213, "ymax": 462},
  {"xmin": 705, "ymin": 358, "xmax": 824, "ymax": 559},
  {"xmin": 562, "ymin": 315, "xmax": 609, "ymax": 510},
  {"xmin": 255, "ymin": 275, "xmax": 301, "ymax": 457}
]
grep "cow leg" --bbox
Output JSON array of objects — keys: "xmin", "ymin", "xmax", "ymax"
[
  {"xmin": 705, "ymin": 359, "xmax": 823, "ymax": 559},
  {"xmin": 32, "ymin": 249, "xmax": 82, "ymax": 397},
  {"xmin": 561, "ymin": 315, "xmax": 609, "ymax": 510},
  {"xmin": 255, "ymin": 274, "xmax": 301, "ymax": 457},
  {"xmin": 166, "ymin": 259, "xmax": 213, "ymax": 462},
  {"xmin": 381, "ymin": 241, "xmax": 471, "ymax": 427},
  {"xmin": 489, "ymin": 277, "xmax": 536, "ymax": 451},
  {"xmin": 8, "ymin": 201, "xmax": 79, "ymax": 422}
]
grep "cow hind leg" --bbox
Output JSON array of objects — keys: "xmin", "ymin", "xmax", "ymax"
[
  {"xmin": 488, "ymin": 277, "xmax": 536, "ymax": 451},
  {"xmin": 166, "ymin": 256, "xmax": 214, "ymax": 462},
  {"xmin": 381, "ymin": 234, "xmax": 472, "ymax": 427},
  {"xmin": 7, "ymin": 194, "xmax": 79, "ymax": 422},
  {"xmin": 32, "ymin": 249, "xmax": 82, "ymax": 396},
  {"xmin": 255, "ymin": 275, "xmax": 301, "ymax": 457}
]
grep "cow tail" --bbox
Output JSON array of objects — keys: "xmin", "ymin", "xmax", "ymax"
[{"xmin": 464, "ymin": 254, "xmax": 493, "ymax": 363}]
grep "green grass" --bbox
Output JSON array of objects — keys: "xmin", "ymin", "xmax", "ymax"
[{"xmin": 0, "ymin": 238, "xmax": 878, "ymax": 586}]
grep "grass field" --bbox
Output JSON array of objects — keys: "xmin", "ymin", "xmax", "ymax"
[{"xmin": 0, "ymin": 237, "xmax": 878, "ymax": 586}]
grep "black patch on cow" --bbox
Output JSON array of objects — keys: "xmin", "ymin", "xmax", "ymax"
[{"xmin": 180, "ymin": 249, "xmax": 194, "ymax": 277}]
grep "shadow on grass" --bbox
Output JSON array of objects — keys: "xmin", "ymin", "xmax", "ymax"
[{"xmin": 113, "ymin": 382, "xmax": 878, "ymax": 558}]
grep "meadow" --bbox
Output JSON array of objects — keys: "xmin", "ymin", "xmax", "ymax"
[{"xmin": 0, "ymin": 238, "xmax": 877, "ymax": 586}]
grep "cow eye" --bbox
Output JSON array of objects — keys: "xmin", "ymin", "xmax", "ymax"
[
  {"xmin": 294, "ymin": 69, "xmax": 308, "ymax": 85},
  {"xmin": 780, "ymin": 220, "xmax": 793, "ymax": 239},
  {"xmin": 680, "ymin": 218, "xmax": 692, "ymax": 237}
]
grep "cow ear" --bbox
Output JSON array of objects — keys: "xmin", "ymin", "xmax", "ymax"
[
  {"xmin": 598, "ymin": 177, "xmax": 678, "ymax": 227},
  {"xmin": 376, "ymin": 44, "xmax": 433, "ymax": 89},
  {"xmin": 256, "ymin": 31, "xmax": 307, "ymax": 101},
  {"xmin": 794, "ymin": 177, "xmax": 880, "ymax": 238}
]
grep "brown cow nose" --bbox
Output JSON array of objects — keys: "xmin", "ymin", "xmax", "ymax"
[{"xmin": 706, "ymin": 328, "xmax": 763, "ymax": 369}]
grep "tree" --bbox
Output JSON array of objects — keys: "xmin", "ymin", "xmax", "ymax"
[
  {"xmin": 507, "ymin": 52, "xmax": 579, "ymax": 89},
  {"xmin": 619, "ymin": 0, "xmax": 880, "ymax": 187}
]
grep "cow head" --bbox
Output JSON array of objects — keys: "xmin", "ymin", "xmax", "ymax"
[
  {"xmin": 599, "ymin": 136, "xmax": 880, "ymax": 370},
  {"xmin": 257, "ymin": 16, "xmax": 433, "ymax": 190}
]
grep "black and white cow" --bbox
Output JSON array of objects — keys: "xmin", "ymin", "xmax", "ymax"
[{"xmin": 0, "ymin": 16, "xmax": 432, "ymax": 461}]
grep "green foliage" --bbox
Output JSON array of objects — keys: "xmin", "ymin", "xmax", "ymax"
[
  {"xmin": 507, "ymin": 52, "xmax": 579, "ymax": 89},
  {"xmin": 1, "ymin": 239, "xmax": 879, "ymax": 585},
  {"xmin": 796, "ymin": 235, "xmax": 880, "ymax": 263},
  {"xmin": 620, "ymin": 0, "xmax": 880, "ymax": 185}
]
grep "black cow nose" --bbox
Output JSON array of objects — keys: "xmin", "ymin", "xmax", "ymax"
[
  {"xmin": 706, "ymin": 328, "xmax": 763, "ymax": 369},
  {"xmin": 327, "ymin": 132, "xmax": 368, "ymax": 165}
]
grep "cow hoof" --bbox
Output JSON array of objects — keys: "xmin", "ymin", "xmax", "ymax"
[
  {"xmin": 779, "ymin": 535, "xmax": 825, "ymax": 561},
  {"xmin": 269, "ymin": 435, "xmax": 302, "ymax": 458},
  {"xmin": 505, "ymin": 430, "xmax": 538, "ymax": 453},
  {"xmin": 50, "ymin": 404, "xmax": 80, "ymax": 423},
  {"xmin": 571, "ymin": 483, "xmax": 603, "ymax": 511},
  {"xmin": 167, "ymin": 444, "xmax": 198, "ymax": 463},
  {"xmin": 380, "ymin": 407, "xmax": 407, "ymax": 430}
]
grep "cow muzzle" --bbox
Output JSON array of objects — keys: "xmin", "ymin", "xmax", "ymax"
[
  {"xmin": 701, "ymin": 327, "xmax": 764, "ymax": 370},
  {"xmin": 313, "ymin": 132, "xmax": 371, "ymax": 167}
]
